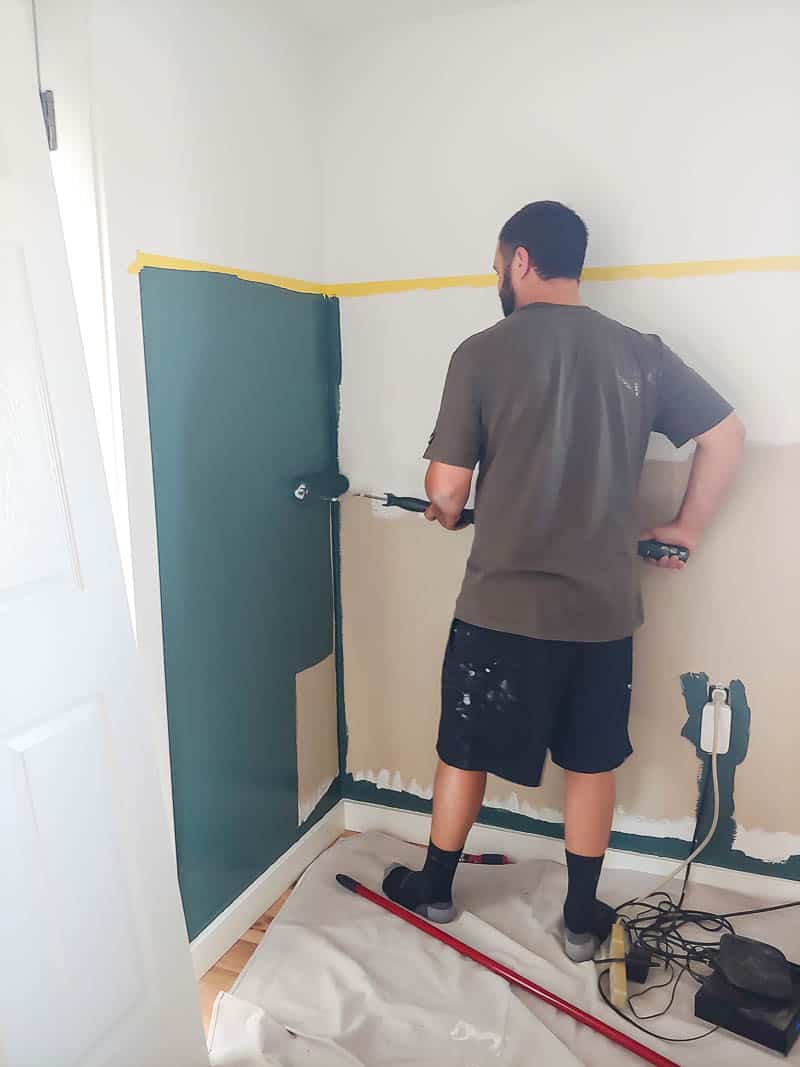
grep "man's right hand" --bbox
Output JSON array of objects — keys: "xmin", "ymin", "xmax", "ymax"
[
  {"xmin": 640, "ymin": 524, "xmax": 697, "ymax": 570},
  {"xmin": 641, "ymin": 412, "xmax": 746, "ymax": 572}
]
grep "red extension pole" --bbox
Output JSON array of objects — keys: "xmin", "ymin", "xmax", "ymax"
[{"xmin": 336, "ymin": 874, "xmax": 678, "ymax": 1067}]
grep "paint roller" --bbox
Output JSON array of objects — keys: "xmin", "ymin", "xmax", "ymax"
[{"xmin": 354, "ymin": 491, "xmax": 689, "ymax": 562}]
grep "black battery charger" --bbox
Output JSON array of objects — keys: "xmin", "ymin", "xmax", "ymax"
[{"xmin": 694, "ymin": 935, "xmax": 800, "ymax": 1055}]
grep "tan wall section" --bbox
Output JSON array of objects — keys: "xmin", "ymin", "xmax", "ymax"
[
  {"xmin": 342, "ymin": 446, "xmax": 800, "ymax": 846},
  {"xmin": 296, "ymin": 653, "xmax": 339, "ymax": 825}
]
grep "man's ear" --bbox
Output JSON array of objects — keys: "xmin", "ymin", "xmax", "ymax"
[{"xmin": 514, "ymin": 245, "xmax": 531, "ymax": 278}]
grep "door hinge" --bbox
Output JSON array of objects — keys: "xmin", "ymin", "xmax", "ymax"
[{"xmin": 40, "ymin": 89, "xmax": 57, "ymax": 151}]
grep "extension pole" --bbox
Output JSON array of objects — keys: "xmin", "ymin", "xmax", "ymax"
[{"xmin": 336, "ymin": 874, "xmax": 679, "ymax": 1067}]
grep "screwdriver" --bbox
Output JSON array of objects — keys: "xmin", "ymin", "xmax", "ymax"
[{"xmin": 355, "ymin": 492, "xmax": 689, "ymax": 562}]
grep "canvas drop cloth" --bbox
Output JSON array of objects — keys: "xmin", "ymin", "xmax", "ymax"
[{"xmin": 208, "ymin": 831, "xmax": 799, "ymax": 1066}]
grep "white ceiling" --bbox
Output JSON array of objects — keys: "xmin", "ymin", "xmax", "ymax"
[{"xmin": 288, "ymin": 0, "xmax": 527, "ymax": 34}]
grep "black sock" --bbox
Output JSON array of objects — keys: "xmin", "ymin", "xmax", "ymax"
[
  {"xmin": 422, "ymin": 840, "xmax": 462, "ymax": 901},
  {"xmin": 383, "ymin": 839, "xmax": 461, "ymax": 908},
  {"xmin": 564, "ymin": 850, "xmax": 614, "ymax": 936}
]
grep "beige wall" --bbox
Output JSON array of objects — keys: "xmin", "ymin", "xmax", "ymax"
[
  {"xmin": 296, "ymin": 654, "xmax": 339, "ymax": 825},
  {"xmin": 342, "ymin": 445, "xmax": 800, "ymax": 852}
]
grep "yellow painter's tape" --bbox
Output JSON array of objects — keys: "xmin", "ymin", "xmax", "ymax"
[
  {"xmin": 583, "ymin": 256, "xmax": 800, "ymax": 282},
  {"xmin": 129, "ymin": 251, "xmax": 800, "ymax": 298},
  {"xmin": 128, "ymin": 250, "xmax": 326, "ymax": 296}
]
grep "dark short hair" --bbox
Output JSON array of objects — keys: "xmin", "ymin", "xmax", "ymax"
[{"xmin": 499, "ymin": 201, "xmax": 588, "ymax": 280}]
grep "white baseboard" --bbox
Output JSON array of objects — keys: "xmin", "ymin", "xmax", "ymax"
[
  {"xmin": 191, "ymin": 801, "xmax": 345, "ymax": 978},
  {"xmin": 190, "ymin": 794, "xmax": 797, "ymax": 980},
  {"xmin": 343, "ymin": 798, "xmax": 800, "ymax": 903}
]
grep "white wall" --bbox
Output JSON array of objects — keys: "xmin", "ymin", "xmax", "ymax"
[
  {"xmin": 326, "ymin": 0, "xmax": 800, "ymax": 861},
  {"xmin": 321, "ymin": 0, "xmax": 799, "ymax": 283}
]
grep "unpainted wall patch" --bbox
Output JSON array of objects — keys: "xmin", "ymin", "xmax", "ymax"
[
  {"xmin": 296, "ymin": 653, "xmax": 339, "ymax": 827},
  {"xmin": 299, "ymin": 777, "xmax": 338, "ymax": 825},
  {"xmin": 353, "ymin": 769, "xmax": 697, "ymax": 842},
  {"xmin": 612, "ymin": 809, "xmax": 696, "ymax": 842},
  {"xmin": 352, "ymin": 768, "xmax": 433, "ymax": 800},
  {"xmin": 350, "ymin": 750, "xmax": 800, "ymax": 872},
  {"xmin": 733, "ymin": 826, "xmax": 800, "ymax": 865}
]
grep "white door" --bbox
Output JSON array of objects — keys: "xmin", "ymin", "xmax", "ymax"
[{"xmin": 0, "ymin": 2, "xmax": 208, "ymax": 1065}]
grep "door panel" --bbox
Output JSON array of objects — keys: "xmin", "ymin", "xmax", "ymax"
[
  {"xmin": 139, "ymin": 268, "xmax": 341, "ymax": 939},
  {"xmin": 0, "ymin": 245, "xmax": 78, "ymax": 594},
  {"xmin": 5, "ymin": 699, "xmax": 144, "ymax": 1063}
]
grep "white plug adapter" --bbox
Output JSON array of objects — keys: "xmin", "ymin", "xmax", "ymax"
[{"xmin": 700, "ymin": 687, "xmax": 731, "ymax": 755}]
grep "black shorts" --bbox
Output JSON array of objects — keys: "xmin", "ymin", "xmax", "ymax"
[{"xmin": 437, "ymin": 619, "xmax": 633, "ymax": 787}]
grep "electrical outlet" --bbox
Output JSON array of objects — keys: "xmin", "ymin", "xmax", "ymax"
[
  {"xmin": 700, "ymin": 685, "xmax": 731, "ymax": 755},
  {"xmin": 708, "ymin": 684, "xmax": 730, "ymax": 704}
]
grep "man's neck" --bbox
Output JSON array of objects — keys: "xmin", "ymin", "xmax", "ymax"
[{"xmin": 516, "ymin": 278, "xmax": 581, "ymax": 308}]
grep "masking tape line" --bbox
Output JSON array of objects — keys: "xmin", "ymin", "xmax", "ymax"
[
  {"xmin": 583, "ymin": 255, "xmax": 800, "ymax": 282},
  {"xmin": 129, "ymin": 251, "xmax": 800, "ymax": 297},
  {"xmin": 127, "ymin": 250, "xmax": 327, "ymax": 295}
]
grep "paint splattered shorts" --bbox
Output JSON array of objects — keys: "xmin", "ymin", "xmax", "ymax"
[{"xmin": 437, "ymin": 619, "xmax": 633, "ymax": 787}]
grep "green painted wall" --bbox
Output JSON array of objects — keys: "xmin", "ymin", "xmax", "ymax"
[{"xmin": 140, "ymin": 269, "xmax": 342, "ymax": 939}]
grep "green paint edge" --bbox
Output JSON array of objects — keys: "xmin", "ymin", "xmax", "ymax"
[
  {"xmin": 332, "ymin": 503, "xmax": 348, "ymax": 779},
  {"xmin": 325, "ymin": 296, "xmax": 349, "ymax": 781},
  {"xmin": 342, "ymin": 772, "xmax": 800, "ymax": 880}
]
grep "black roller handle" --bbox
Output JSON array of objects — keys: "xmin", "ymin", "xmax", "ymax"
[{"xmin": 382, "ymin": 493, "xmax": 475, "ymax": 526}]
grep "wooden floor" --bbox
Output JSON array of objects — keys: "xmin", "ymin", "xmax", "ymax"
[
  {"xmin": 198, "ymin": 833, "xmax": 359, "ymax": 1035},
  {"xmin": 198, "ymin": 885, "xmax": 294, "ymax": 1033}
]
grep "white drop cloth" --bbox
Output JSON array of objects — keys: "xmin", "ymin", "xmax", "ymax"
[{"xmin": 208, "ymin": 832, "xmax": 799, "ymax": 1066}]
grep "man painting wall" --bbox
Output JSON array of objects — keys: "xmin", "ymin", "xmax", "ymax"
[{"xmin": 383, "ymin": 201, "xmax": 746, "ymax": 962}]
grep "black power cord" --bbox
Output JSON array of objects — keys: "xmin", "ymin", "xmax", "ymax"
[{"xmin": 592, "ymin": 769, "xmax": 800, "ymax": 1044}]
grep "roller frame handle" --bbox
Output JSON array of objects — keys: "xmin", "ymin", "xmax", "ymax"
[{"xmin": 384, "ymin": 494, "xmax": 475, "ymax": 526}]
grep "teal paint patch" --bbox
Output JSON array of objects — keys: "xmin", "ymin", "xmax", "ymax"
[
  {"xmin": 140, "ymin": 269, "xmax": 342, "ymax": 939},
  {"xmin": 681, "ymin": 673, "xmax": 749, "ymax": 865},
  {"xmin": 679, "ymin": 674, "xmax": 800, "ymax": 879}
]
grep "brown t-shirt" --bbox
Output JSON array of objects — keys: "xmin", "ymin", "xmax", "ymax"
[{"xmin": 424, "ymin": 303, "xmax": 733, "ymax": 642}]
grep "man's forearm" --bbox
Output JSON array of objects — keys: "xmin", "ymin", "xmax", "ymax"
[
  {"xmin": 425, "ymin": 462, "xmax": 472, "ymax": 530},
  {"xmin": 677, "ymin": 413, "xmax": 746, "ymax": 544}
]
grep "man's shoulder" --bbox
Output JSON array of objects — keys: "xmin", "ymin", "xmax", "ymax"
[
  {"xmin": 452, "ymin": 318, "xmax": 509, "ymax": 361},
  {"xmin": 452, "ymin": 306, "xmax": 668, "ymax": 364},
  {"xmin": 582, "ymin": 306, "xmax": 666, "ymax": 353},
  {"xmin": 451, "ymin": 313, "xmax": 544, "ymax": 370}
]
